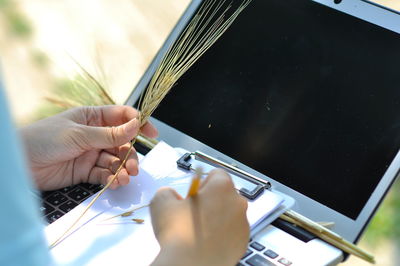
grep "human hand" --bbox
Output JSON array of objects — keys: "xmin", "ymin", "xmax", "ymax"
[
  {"xmin": 20, "ymin": 105, "xmax": 158, "ymax": 191},
  {"xmin": 150, "ymin": 169, "xmax": 249, "ymax": 266}
]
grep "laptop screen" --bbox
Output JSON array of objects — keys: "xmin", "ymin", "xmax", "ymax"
[{"xmin": 151, "ymin": 0, "xmax": 400, "ymax": 220}]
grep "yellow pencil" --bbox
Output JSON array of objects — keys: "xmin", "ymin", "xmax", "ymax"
[{"xmin": 187, "ymin": 168, "xmax": 203, "ymax": 197}]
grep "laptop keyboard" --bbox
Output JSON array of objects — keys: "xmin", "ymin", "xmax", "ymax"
[
  {"xmin": 39, "ymin": 183, "xmax": 103, "ymax": 224},
  {"xmin": 239, "ymin": 241, "xmax": 292, "ymax": 266}
]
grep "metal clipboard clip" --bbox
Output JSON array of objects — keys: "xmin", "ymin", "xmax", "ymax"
[{"xmin": 177, "ymin": 151, "xmax": 271, "ymax": 200}]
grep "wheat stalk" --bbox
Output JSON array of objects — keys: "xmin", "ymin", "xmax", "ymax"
[
  {"xmin": 49, "ymin": 0, "xmax": 252, "ymax": 249},
  {"xmin": 101, "ymin": 204, "xmax": 150, "ymax": 222},
  {"xmin": 137, "ymin": 0, "xmax": 252, "ymax": 126}
]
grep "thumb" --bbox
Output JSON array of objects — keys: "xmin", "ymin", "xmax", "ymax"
[
  {"xmin": 81, "ymin": 118, "xmax": 140, "ymax": 149},
  {"xmin": 150, "ymin": 187, "xmax": 182, "ymax": 214},
  {"xmin": 151, "ymin": 187, "xmax": 183, "ymax": 207},
  {"xmin": 150, "ymin": 187, "xmax": 182, "ymax": 234}
]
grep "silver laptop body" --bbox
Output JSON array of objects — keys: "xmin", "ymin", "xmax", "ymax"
[{"xmin": 127, "ymin": 0, "xmax": 400, "ymax": 264}]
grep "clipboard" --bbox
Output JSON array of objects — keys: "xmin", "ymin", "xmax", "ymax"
[
  {"xmin": 177, "ymin": 151, "xmax": 270, "ymax": 200},
  {"xmin": 181, "ymin": 152, "xmax": 299, "ymax": 237},
  {"xmin": 45, "ymin": 141, "xmax": 295, "ymax": 266},
  {"xmin": 174, "ymin": 147, "xmax": 295, "ymax": 235}
]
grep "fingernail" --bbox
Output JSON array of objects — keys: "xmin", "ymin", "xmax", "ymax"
[{"xmin": 125, "ymin": 118, "xmax": 139, "ymax": 135}]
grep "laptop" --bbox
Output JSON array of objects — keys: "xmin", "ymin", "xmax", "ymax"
[{"xmin": 121, "ymin": 0, "xmax": 400, "ymax": 265}]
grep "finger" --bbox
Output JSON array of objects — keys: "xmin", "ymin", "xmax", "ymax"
[
  {"xmin": 140, "ymin": 121, "xmax": 158, "ymax": 138},
  {"xmin": 95, "ymin": 151, "xmax": 121, "ymax": 173},
  {"xmin": 88, "ymin": 167, "xmax": 130, "ymax": 189},
  {"xmin": 200, "ymin": 168, "xmax": 235, "ymax": 193},
  {"xmin": 150, "ymin": 187, "xmax": 182, "ymax": 239},
  {"xmin": 72, "ymin": 149, "xmax": 100, "ymax": 184},
  {"xmin": 239, "ymin": 195, "xmax": 249, "ymax": 213},
  {"xmin": 150, "ymin": 187, "xmax": 182, "ymax": 225},
  {"xmin": 87, "ymin": 166, "xmax": 113, "ymax": 185},
  {"xmin": 94, "ymin": 105, "xmax": 158, "ymax": 137},
  {"xmin": 104, "ymin": 142, "xmax": 130, "ymax": 156},
  {"xmin": 95, "ymin": 105, "xmax": 139, "ymax": 127},
  {"xmin": 107, "ymin": 168, "xmax": 130, "ymax": 188},
  {"xmin": 151, "ymin": 187, "xmax": 183, "ymax": 207},
  {"xmin": 119, "ymin": 144, "xmax": 139, "ymax": 176},
  {"xmin": 105, "ymin": 144, "xmax": 139, "ymax": 176},
  {"xmin": 81, "ymin": 118, "xmax": 140, "ymax": 150}
]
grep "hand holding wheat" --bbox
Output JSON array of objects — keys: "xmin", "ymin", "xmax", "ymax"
[{"xmin": 20, "ymin": 105, "xmax": 158, "ymax": 191}]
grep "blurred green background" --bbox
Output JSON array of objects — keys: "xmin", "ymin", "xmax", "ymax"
[{"xmin": 0, "ymin": 1, "xmax": 399, "ymax": 265}]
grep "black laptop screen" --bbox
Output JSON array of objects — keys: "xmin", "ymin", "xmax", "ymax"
[{"xmin": 151, "ymin": 0, "xmax": 400, "ymax": 219}]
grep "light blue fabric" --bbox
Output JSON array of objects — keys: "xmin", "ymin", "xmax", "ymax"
[{"xmin": 0, "ymin": 82, "xmax": 51, "ymax": 265}]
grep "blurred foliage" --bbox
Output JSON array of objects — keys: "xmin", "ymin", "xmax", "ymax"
[
  {"xmin": 365, "ymin": 177, "xmax": 400, "ymax": 245},
  {"xmin": 31, "ymin": 49, "xmax": 49, "ymax": 69},
  {"xmin": 0, "ymin": 0, "xmax": 12, "ymax": 8},
  {"xmin": 0, "ymin": 0, "xmax": 32, "ymax": 39},
  {"xmin": 35, "ymin": 73, "xmax": 114, "ymax": 121},
  {"xmin": 5, "ymin": 9, "xmax": 32, "ymax": 38}
]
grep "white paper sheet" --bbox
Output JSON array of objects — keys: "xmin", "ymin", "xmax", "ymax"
[{"xmin": 45, "ymin": 141, "xmax": 284, "ymax": 266}]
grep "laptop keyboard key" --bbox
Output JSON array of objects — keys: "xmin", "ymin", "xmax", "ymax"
[
  {"xmin": 250, "ymin": 241, "xmax": 265, "ymax": 251},
  {"xmin": 81, "ymin": 183, "xmax": 102, "ymax": 191},
  {"xmin": 242, "ymin": 249, "xmax": 253, "ymax": 260},
  {"xmin": 91, "ymin": 185, "xmax": 103, "ymax": 193},
  {"xmin": 68, "ymin": 187, "xmax": 90, "ymax": 202},
  {"xmin": 264, "ymin": 249, "xmax": 279, "ymax": 259},
  {"xmin": 46, "ymin": 192, "xmax": 67, "ymax": 206},
  {"xmin": 40, "ymin": 203, "xmax": 55, "ymax": 216},
  {"xmin": 46, "ymin": 211, "xmax": 64, "ymax": 223},
  {"xmin": 41, "ymin": 190, "xmax": 55, "ymax": 199},
  {"xmin": 246, "ymin": 254, "xmax": 276, "ymax": 266},
  {"xmin": 60, "ymin": 185, "xmax": 75, "ymax": 193},
  {"xmin": 59, "ymin": 200, "xmax": 78, "ymax": 213},
  {"xmin": 278, "ymin": 258, "xmax": 292, "ymax": 266}
]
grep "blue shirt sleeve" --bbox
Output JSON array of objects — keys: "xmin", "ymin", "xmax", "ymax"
[{"xmin": 0, "ymin": 81, "xmax": 52, "ymax": 265}]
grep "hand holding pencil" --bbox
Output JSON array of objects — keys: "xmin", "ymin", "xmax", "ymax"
[
  {"xmin": 186, "ymin": 168, "xmax": 203, "ymax": 198},
  {"xmin": 150, "ymin": 169, "xmax": 250, "ymax": 266}
]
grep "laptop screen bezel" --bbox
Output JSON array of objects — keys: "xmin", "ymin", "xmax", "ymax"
[{"xmin": 126, "ymin": 0, "xmax": 400, "ymax": 242}]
